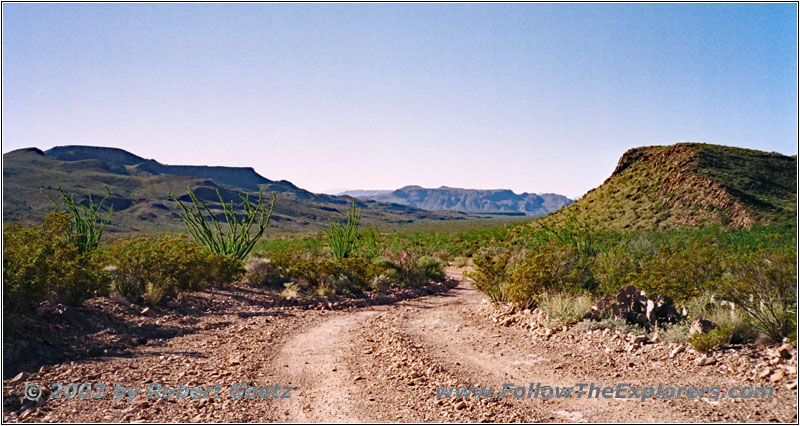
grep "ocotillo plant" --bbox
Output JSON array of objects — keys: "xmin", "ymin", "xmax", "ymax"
[
  {"xmin": 170, "ymin": 188, "xmax": 276, "ymax": 261},
  {"xmin": 42, "ymin": 185, "xmax": 113, "ymax": 255},
  {"xmin": 327, "ymin": 198, "xmax": 361, "ymax": 259}
]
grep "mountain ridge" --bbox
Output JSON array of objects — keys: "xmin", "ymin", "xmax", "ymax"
[
  {"xmin": 2, "ymin": 145, "xmax": 468, "ymax": 235},
  {"xmin": 343, "ymin": 185, "xmax": 573, "ymax": 216},
  {"xmin": 529, "ymin": 142, "xmax": 796, "ymax": 231}
]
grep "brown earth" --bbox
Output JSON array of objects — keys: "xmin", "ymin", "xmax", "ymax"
[{"xmin": 3, "ymin": 267, "xmax": 797, "ymax": 423}]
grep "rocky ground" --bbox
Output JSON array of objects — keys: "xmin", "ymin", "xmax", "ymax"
[{"xmin": 3, "ymin": 267, "xmax": 797, "ymax": 422}]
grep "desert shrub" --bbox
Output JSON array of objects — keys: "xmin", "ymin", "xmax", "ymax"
[
  {"xmin": 570, "ymin": 317, "xmax": 648, "ymax": 335},
  {"xmin": 268, "ymin": 246, "xmax": 382, "ymax": 296},
  {"xmin": 280, "ymin": 281, "xmax": 302, "ymax": 300},
  {"xmin": 370, "ymin": 274, "xmax": 393, "ymax": 291},
  {"xmin": 108, "ymin": 235, "xmax": 244, "ymax": 303},
  {"xmin": 506, "ymin": 244, "xmax": 583, "ymax": 308},
  {"xmin": 357, "ymin": 225, "xmax": 383, "ymax": 259},
  {"xmin": 717, "ymin": 247, "xmax": 797, "ymax": 342},
  {"xmin": 42, "ymin": 186, "xmax": 113, "ymax": 255},
  {"xmin": 171, "ymin": 188, "xmax": 275, "ymax": 261},
  {"xmin": 327, "ymin": 199, "xmax": 360, "ymax": 259},
  {"xmin": 688, "ymin": 326, "xmax": 733, "ymax": 353},
  {"xmin": 467, "ymin": 247, "xmax": 510, "ymax": 303},
  {"xmin": 637, "ymin": 239, "xmax": 725, "ymax": 302},
  {"xmin": 380, "ymin": 243, "xmax": 443, "ymax": 287},
  {"xmin": 245, "ymin": 257, "xmax": 285, "ymax": 287},
  {"xmin": 3, "ymin": 212, "xmax": 110, "ymax": 312},
  {"xmin": 592, "ymin": 245, "xmax": 638, "ymax": 296},
  {"xmin": 685, "ymin": 294, "xmax": 757, "ymax": 344},
  {"xmin": 537, "ymin": 292, "xmax": 595, "ymax": 329},
  {"xmin": 656, "ymin": 322, "xmax": 690, "ymax": 344}
]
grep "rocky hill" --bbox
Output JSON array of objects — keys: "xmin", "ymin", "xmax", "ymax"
[
  {"xmin": 533, "ymin": 143, "xmax": 797, "ymax": 230},
  {"xmin": 344, "ymin": 186, "xmax": 572, "ymax": 216},
  {"xmin": 2, "ymin": 146, "xmax": 467, "ymax": 235}
]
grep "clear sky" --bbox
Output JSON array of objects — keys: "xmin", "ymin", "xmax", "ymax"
[{"xmin": 2, "ymin": 3, "xmax": 797, "ymax": 199}]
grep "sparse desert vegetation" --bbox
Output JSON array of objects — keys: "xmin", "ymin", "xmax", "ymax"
[{"xmin": 2, "ymin": 142, "xmax": 797, "ymax": 423}]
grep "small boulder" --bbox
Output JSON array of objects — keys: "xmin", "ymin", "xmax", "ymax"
[
  {"xmin": 59, "ymin": 306, "xmax": 83, "ymax": 327},
  {"xmin": 7, "ymin": 372, "xmax": 28, "ymax": 385},
  {"xmin": 689, "ymin": 319, "xmax": 717, "ymax": 336},
  {"xmin": 775, "ymin": 344, "xmax": 793, "ymax": 359},
  {"xmin": 697, "ymin": 356, "xmax": 717, "ymax": 366},
  {"xmin": 769, "ymin": 370, "xmax": 785, "ymax": 383},
  {"xmin": 140, "ymin": 307, "xmax": 157, "ymax": 318},
  {"xmin": 669, "ymin": 345, "xmax": 685, "ymax": 359}
]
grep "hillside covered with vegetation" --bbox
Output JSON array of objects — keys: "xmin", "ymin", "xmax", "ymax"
[{"xmin": 530, "ymin": 143, "xmax": 795, "ymax": 231}]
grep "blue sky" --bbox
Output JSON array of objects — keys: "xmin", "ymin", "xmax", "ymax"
[{"xmin": 2, "ymin": 3, "xmax": 797, "ymax": 198}]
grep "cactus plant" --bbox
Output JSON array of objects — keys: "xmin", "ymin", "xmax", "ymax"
[
  {"xmin": 42, "ymin": 185, "xmax": 113, "ymax": 254},
  {"xmin": 170, "ymin": 188, "xmax": 275, "ymax": 261}
]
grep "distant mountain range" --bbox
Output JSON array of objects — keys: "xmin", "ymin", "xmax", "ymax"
[
  {"xmin": 3, "ymin": 146, "xmax": 469, "ymax": 235},
  {"xmin": 340, "ymin": 186, "xmax": 573, "ymax": 216}
]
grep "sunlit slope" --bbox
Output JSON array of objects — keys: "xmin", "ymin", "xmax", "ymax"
[{"xmin": 529, "ymin": 143, "xmax": 796, "ymax": 231}]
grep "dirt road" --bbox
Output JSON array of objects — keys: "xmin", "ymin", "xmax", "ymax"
[{"xmin": 4, "ymin": 267, "xmax": 797, "ymax": 422}]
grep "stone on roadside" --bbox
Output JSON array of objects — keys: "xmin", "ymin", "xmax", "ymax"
[
  {"xmin": 689, "ymin": 319, "xmax": 717, "ymax": 336},
  {"xmin": 775, "ymin": 344, "xmax": 792, "ymax": 359},
  {"xmin": 697, "ymin": 356, "xmax": 717, "ymax": 366},
  {"xmin": 669, "ymin": 345, "xmax": 685, "ymax": 359}
]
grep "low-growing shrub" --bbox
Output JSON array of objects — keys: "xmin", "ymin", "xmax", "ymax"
[
  {"xmin": 717, "ymin": 247, "xmax": 797, "ymax": 343},
  {"xmin": 108, "ymin": 235, "xmax": 244, "ymax": 303},
  {"xmin": 467, "ymin": 247, "xmax": 510, "ymax": 304},
  {"xmin": 3, "ymin": 212, "xmax": 110, "ymax": 312},
  {"xmin": 370, "ymin": 274, "xmax": 392, "ymax": 291},
  {"xmin": 570, "ymin": 317, "xmax": 649, "ymax": 335},
  {"xmin": 685, "ymin": 294, "xmax": 757, "ymax": 344},
  {"xmin": 245, "ymin": 257, "xmax": 284, "ymax": 288},
  {"xmin": 380, "ymin": 249, "xmax": 443, "ymax": 287},
  {"xmin": 637, "ymin": 239, "xmax": 725, "ymax": 302},
  {"xmin": 280, "ymin": 281, "xmax": 302, "ymax": 300},
  {"xmin": 688, "ymin": 326, "xmax": 733, "ymax": 353},
  {"xmin": 537, "ymin": 292, "xmax": 595, "ymax": 329},
  {"xmin": 655, "ymin": 322, "xmax": 690, "ymax": 344}
]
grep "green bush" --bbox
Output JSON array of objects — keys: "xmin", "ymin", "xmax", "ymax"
[
  {"xmin": 3, "ymin": 212, "xmax": 109, "ymax": 312},
  {"xmin": 245, "ymin": 257, "xmax": 285, "ymax": 288},
  {"xmin": 506, "ymin": 244, "xmax": 583, "ymax": 308},
  {"xmin": 717, "ymin": 247, "xmax": 797, "ymax": 342},
  {"xmin": 637, "ymin": 238, "xmax": 725, "ymax": 302},
  {"xmin": 688, "ymin": 326, "xmax": 733, "ymax": 353},
  {"xmin": 108, "ymin": 235, "xmax": 244, "ymax": 303},
  {"xmin": 467, "ymin": 247, "xmax": 510, "ymax": 304},
  {"xmin": 538, "ymin": 292, "xmax": 595, "ymax": 329},
  {"xmin": 685, "ymin": 294, "xmax": 757, "ymax": 344}
]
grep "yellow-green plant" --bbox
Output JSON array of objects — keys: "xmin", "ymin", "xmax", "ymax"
[
  {"xmin": 327, "ymin": 199, "xmax": 361, "ymax": 259},
  {"xmin": 42, "ymin": 186, "xmax": 112, "ymax": 255},
  {"xmin": 3, "ymin": 212, "xmax": 109, "ymax": 311},
  {"xmin": 688, "ymin": 326, "xmax": 733, "ymax": 353},
  {"xmin": 108, "ymin": 234, "xmax": 244, "ymax": 303},
  {"xmin": 717, "ymin": 247, "xmax": 797, "ymax": 342},
  {"xmin": 170, "ymin": 188, "xmax": 275, "ymax": 261}
]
